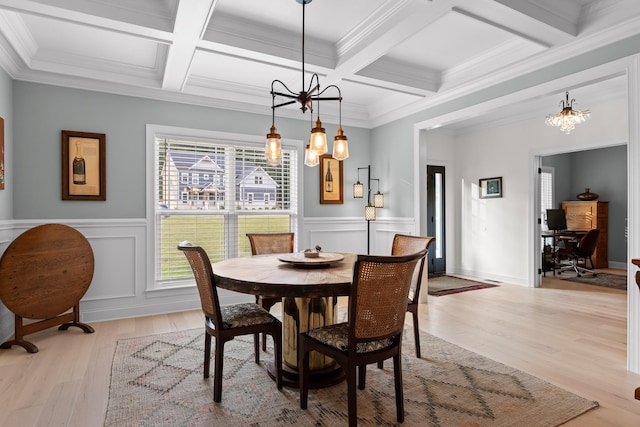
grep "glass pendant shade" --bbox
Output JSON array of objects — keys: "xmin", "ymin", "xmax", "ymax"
[
  {"xmin": 353, "ymin": 181, "xmax": 364, "ymax": 198},
  {"xmin": 310, "ymin": 117, "xmax": 328, "ymax": 154},
  {"xmin": 332, "ymin": 126, "xmax": 349, "ymax": 161},
  {"xmin": 304, "ymin": 144, "xmax": 319, "ymax": 167},
  {"xmin": 265, "ymin": 125, "xmax": 282, "ymax": 166},
  {"xmin": 374, "ymin": 191, "xmax": 384, "ymax": 208},
  {"xmin": 365, "ymin": 204, "xmax": 376, "ymax": 221}
]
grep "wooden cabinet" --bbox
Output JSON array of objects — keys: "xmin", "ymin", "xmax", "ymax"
[{"xmin": 561, "ymin": 201, "xmax": 608, "ymax": 268}]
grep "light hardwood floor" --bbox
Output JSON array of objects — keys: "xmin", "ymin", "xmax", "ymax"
[{"xmin": 0, "ymin": 269, "xmax": 639, "ymax": 426}]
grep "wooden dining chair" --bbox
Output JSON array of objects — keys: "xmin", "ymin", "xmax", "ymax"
[
  {"xmin": 391, "ymin": 234, "xmax": 435, "ymax": 359},
  {"xmin": 298, "ymin": 249, "xmax": 428, "ymax": 426},
  {"xmin": 377, "ymin": 233, "xmax": 434, "ymax": 368},
  {"xmin": 246, "ymin": 232, "xmax": 294, "ymax": 350},
  {"xmin": 178, "ymin": 242, "xmax": 282, "ymax": 402}
]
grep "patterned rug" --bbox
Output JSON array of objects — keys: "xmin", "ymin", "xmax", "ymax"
[
  {"xmin": 428, "ymin": 275, "xmax": 500, "ymax": 296},
  {"xmin": 561, "ymin": 272, "xmax": 627, "ymax": 290},
  {"xmin": 104, "ymin": 328, "xmax": 598, "ymax": 426}
]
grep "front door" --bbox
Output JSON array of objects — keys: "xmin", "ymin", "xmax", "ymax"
[{"xmin": 427, "ymin": 165, "xmax": 446, "ymax": 275}]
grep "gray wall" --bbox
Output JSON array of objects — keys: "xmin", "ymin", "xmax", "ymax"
[
  {"xmin": 543, "ymin": 145, "xmax": 628, "ymax": 264},
  {"xmin": 12, "ymin": 82, "xmax": 371, "ymax": 220}
]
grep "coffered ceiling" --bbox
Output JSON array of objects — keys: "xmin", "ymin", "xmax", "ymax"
[{"xmin": 0, "ymin": 0, "xmax": 638, "ymax": 129}]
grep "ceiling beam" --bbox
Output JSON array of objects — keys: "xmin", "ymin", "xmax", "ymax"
[{"xmin": 161, "ymin": 0, "xmax": 217, "ymax": 92}]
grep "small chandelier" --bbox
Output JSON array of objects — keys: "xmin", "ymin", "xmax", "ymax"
[
  {"xmin": 266, "ymin": 0, "xmax": 348, "ymax": 167},
  {"xmin": 545, "ymin": 91, "xmax": 590, "ymax": 134}
]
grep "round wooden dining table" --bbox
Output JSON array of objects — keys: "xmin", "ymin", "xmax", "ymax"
[{"xmin": 212, "ymin": 252, "xmax": 355, "ymax": 388}]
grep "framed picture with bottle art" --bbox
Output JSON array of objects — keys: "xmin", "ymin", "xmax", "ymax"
[
  {"xmin": 319, "ymin": 154, "xmax": 343, "ymax": 204},
  {"xmin": 61, "ymin": 130, "xmax": 106, "ymax": 201}
]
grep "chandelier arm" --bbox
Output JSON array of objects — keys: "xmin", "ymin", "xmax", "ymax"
[
  {"xmin": 271, "ymin": 79, "xmax": 298, "ymax": 97},
  {"xmin": 272, "ymin": 91, "xmax": 300, "ymax": 100},
  {"xmin": 273, "ymin": 100, "xmax": 298, "ymax": 109},
  {"xmin": 310, "ymin": 96, "xmax": 342, "ymax": 101},
  {"xmin": 316, "ymin": 84, "xmax": 342, "ymax": 98},
  {"xmin": 307, "ymin": 73, "xmax": 320, "ymax": 96}
]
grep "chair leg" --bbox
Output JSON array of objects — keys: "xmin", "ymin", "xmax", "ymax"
[
  {"xmin": 347, "ymin": 366, "xmax": 358, "ymax": 427},
  {"xmin": 254, "ymin": 333, "xmax": 260, "ymax": 363},
  {"xmin": 299, "ymin": 343, "xmax": 309, "ymax": 409},
  {"xmin": 203, "ymin": 332, "xmax": 211, "ymax": 378},
  {"xmin": 393, "ymin": 353, "xmax": 405, "ymax": 423},
  {"xmin": 213, "ymin": 339, "xmax": 225, "ymax": 402},
  {"xmin": 358, "ymin": 364, "xmax": 366, "ymax": 389},
  {"xmin": 272, "ymin": 330, "xmax": 283, "ymax": 390},
  {"xmin": 412, "ymin": 311, "xmax": 421, "ymax": 359},
  {"xmin": 377, "ymin": 360, "xmax": 384, "ymax": 369}
]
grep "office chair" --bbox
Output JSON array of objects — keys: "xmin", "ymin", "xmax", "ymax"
[{"xmin": 557, "ymin": 229, "xmax": 600, "ymax": 277}]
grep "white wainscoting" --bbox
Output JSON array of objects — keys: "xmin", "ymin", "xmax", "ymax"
[
  {"xmin": 301, "ymin": 217, "xmax": 417, "ymax": 255},
  {"xmin": 0, "ymin": 217, "xmax": 416, "ymax": 343}
]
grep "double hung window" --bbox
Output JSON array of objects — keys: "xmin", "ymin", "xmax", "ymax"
[{"xmin": 150, "ymin": 127, "xmax": 299, "ymax": 289}]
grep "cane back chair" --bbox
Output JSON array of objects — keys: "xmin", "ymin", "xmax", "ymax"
[
  {"xmin": 298, "ymin": 249, "xmax": 428, "ymax": 426},
  {"xmin": 178, "ymin": 242, "xmax": 282, "ymax": 402},
  {"xmin": 246, "ymin": 232, "xmax": 294, "ymax": 350}
]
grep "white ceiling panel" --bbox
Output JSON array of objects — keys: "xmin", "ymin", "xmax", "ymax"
[
  {"xmin": 0, "ymin": 0, "xmax": 638, "ymax": 129},
  {"xmin": 23, "ymin": 14, "xmax": 161, "ymax": 67}
]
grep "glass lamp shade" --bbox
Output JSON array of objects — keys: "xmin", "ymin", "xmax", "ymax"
[
  {"xmin": 545, "ymin": 107, "xmax": 590, "ymax": 134},
  {"xmin": 304, "ymin": 144, "xmax": 319, "ymax": 167},
  {"xmin": 265, "ymin": 125, "xmax": 282, "ymax": 166},
  {"xmin": 365, "ymin": 204, "xmax": 376, "ymax": 221},
  {"xmin": 353, "ymin": 181, "xmax": 364, "ymax": 198},
  {"xmin": 310, "ymin": 117, "xmax": 328, "ymax": 154},
  {"xmin": 332, "ymin": 127, "xmax": 349, "ymax": 161},
  {"xmin": 374, "ymin": 191, "xmax": 384, "ymax": 208}
]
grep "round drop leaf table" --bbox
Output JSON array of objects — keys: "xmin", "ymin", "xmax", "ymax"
[{"xmin": 0, "ymin": 223, "xmax": 95, "ymax": 353}]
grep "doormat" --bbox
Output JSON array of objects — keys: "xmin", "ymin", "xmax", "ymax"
[
  {"xmin": 561, "ymin": 272, "xmax": 627, "ymax": 290},
  {"xmin": 428, "ymin": 275, "xmax": 499, "ymax": 296}
]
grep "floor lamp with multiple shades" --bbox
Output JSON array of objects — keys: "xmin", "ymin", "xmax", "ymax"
[{"xmin": 353, "ymin": 165, "xmax": 384, "ymax": 254}]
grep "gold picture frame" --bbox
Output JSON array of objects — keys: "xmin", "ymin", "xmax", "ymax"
[
  {"xmin": 62, "ymin": 130, "xmax": 106, "ymax": 201},
  {"xmin": 479, "ymin": 176, "xmax": 503, "ymax": 199},
  {"xmin": 319, "ymin": 154, "xmax": 343, "ymax": 204}
]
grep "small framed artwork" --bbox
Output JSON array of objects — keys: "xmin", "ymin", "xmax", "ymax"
[
  {"xmin": 62, "ymin": 130, "xmax": 106, "ymax": 201},
  {"xmin": 319, "ymin": 154, "xmax": 343, "ymax": 204},
  {"xmin": 479, "ymin": 177, "xmax": 503, "ymax": 199}
]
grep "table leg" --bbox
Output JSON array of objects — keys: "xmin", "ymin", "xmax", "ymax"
[{"xmin": 267, "ymin": 295, "xmax": 345, "ymax": 388}]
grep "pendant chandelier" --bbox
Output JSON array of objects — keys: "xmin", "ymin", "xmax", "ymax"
[
  {"xmin": 265, "ymin": 0, "xmax": 348, "ymax": 167},
  {"xmin": 545, "ymin": 91, "xmax": 590, "ymax": 134}
]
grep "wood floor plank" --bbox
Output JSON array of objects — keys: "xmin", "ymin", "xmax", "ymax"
[{"xmin": 0, "ymin": 270, "xmax": 639, "ymax": 426}]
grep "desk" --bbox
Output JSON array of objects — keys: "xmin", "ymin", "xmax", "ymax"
[
  {"xmin": 541, "ymin": 230, "xmax": 587, "ymax": 276},
  {"xmin": 212, "ymin": 253, "xmax": 354, "ymax": 387}
]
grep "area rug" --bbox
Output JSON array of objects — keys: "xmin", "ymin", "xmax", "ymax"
[
  {"xmin": 428, "ymin": 275, "xmax": 500, "ymax": 296},
  {"xmin": 561, "ymin": 272, "xmax": 627, "ymax": 290},
  {"xmin": 104, "ymin": 328, "xmax": 598, "ymax": 426}
]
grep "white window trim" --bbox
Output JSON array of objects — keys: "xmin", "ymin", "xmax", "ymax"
[{"xmin": 145, "ymin": 124, "xmax": 305, "ymax": 292}]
